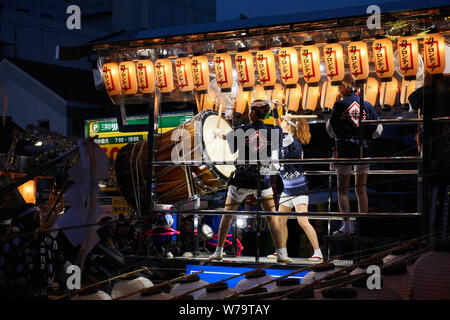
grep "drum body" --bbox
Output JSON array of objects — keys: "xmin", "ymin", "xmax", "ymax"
[{"xmin": 115, "ymin": 110, "xmax": 236, "ymax": 207}]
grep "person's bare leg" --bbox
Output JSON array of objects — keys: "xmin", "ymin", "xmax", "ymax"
[
  {"xmin": 210, "ymin": 196, "xmax": 240, "ymax": 260},
  {"xmin": 217, "ymin": 196, "xmax": 240, "ymax": 247},
  {"xmin": 355, "ymin": 173, "xmax": 368, "ymax": 213},
  {"xmin": 277, "ymin": 206, "xmax": 290, "ymax": 248},
  {"xmin": 295, "ymin": 204, "xmax": 320, "ymax": 251},
  {"xmin": 261, "ymin": 196, "xmax": 283, "ymax": 249},
  {"xmin": 336, "ymin": 173, "xmax": 353, "ymax": 234}
]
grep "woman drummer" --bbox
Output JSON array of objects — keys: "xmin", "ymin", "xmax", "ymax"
[{"xmin": 273, "ymin": 113, "xmax": 323, "ymax": 263}]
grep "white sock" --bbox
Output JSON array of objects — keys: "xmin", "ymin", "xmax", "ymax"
[
  {"xmin": 313, "ymin": 249, "xmax": 323, "ymax": 258},
  {"xmin": 276, "ymin": 248, "xmax": 288, "ymax": 259},
  {"xmin": 214, "ymin": 246, "xmax": 223, "ymax": 256}
]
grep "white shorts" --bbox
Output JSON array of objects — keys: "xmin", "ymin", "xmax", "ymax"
[
  {"xmin": 279, "ymin": 192, "xmax": 309, "ymax": 209},
  {"xmin": 334, "ymin": 164, "xmax": 370, "ymax": 175},
  {"xmin": 227, "ymin": 185, "xmax": 274, "ymax": 203}
]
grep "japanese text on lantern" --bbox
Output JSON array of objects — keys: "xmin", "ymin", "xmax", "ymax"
[
  {"xmin": 119, "ymin": 64, "xmax": 132, "ymax": 91},
  {"xmin": 256, "ymin": 53, "xmax": 269, "ymax": 83},
  {"xmin": 214, "ymin": 56, "xmax": 228, "ymax": 85},
  {"xmin": 136, "ymin": 60, "xmax": 154, "ymax": 93},
  {"xmin": 156, "ymin": 61, "xmax": 167, "ymax": 88},
  {"xmin": 236, "ymin": 54, "xmax": 251, "ymax": 85},
  {"xmin": 374, "ymin": 42, "xmax": 389, "ymax": 75},
  {"xmin": 192, "ymin": 58, "xmax": 204, "ymax": 87},
  {"xmin": 279, "ymin": 49, "xmax": 294, "ymax": 81},
  {"xmin": 425, "ymin": 37, "xmax": 442, "ymax": 71},
  {"xmin": 103, "ymin": 66, "xmax": 115, "ymax": 91},
  {"xmin": 301, "ymin": 49, "xmax": 314, "ymax": 80},
  {"xmin": 175, "ymin": 60, "xmax": 189, "ymax": 88},
  {"xmin": 324, "ymin": 47, "xmax": 338, "ymax": 78},
  {"xmin": 399, "ymin": 39, "xmax": 414, "ymax": 73},
  {"xmin": 349, "ymin": 45, "xmax": 362, "ymax": 76}
]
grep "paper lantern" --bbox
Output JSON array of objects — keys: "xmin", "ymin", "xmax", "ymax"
[
  {"xmin": 323, "ymin": 41, "xmax": 345, "ymax": 84},
  {"xmin": 175, "ymin": 56, "xmax": 194, "ymax": 92},
  {"xmin": 398, "ymin": 35, "xmax": 419, "ymax": 79},
  {"xmin": 320, "ymin": 80, "xmax": 340, "ymax": 113},
  {"xmin": 278, "ymin": 45, "xmax": 299, "ymax": 87},
  {"xmin": 300, "ymin": 42, "xmax": 321, "ymax": 84},
  {"xmin": 155, "ymin": 58, "xmax": 174, "ymax": 93},
  {"xmin": 235, "ymin": 270, "xmax": 276, "ymax": 292},
  {"xmin": 136, "ymin": 60, "xmax": 155, "ymax": 94},
  {"xmin": 214, "ymin": 50, "xmax": 234, "ymax": 92},
  {"xmin": 170, "ymin": 275, "xmax": 209, "ymax": 300},
  {"xmin": 272, "ymin": 83, "xmax": 285, "ymax": 102},
  {"xmin": 256, "ymin": 48, "xmax": 277, "ymax": 89},
  {"xmin": 400, "ymin": 78, "xmax": 416, "ymax": 110},
  {"xmin": 235, "ymin": 87, "xmax": 250, "ymax": 115},
  {"xmin": 286, "ymin": 83, "xmax": 302, "ymax": 112},
  {"xmin": 102, "ymin": 62, "xmax": 121, "ymax": 96},
  {"xmin": 235, "ymin": 48, "xmax": 255, "ymax": 90},
  {"xmin": 118, "ymin": 61, "xmax": 138, "ymax": 95},
  {"xmin": 379, "ymin": 77, "xmax": 398, "ymax": 111},
  {"xmin": 423, "ymin": 32, "xmax": 446, "ymax": 75},
  {"xmin": 253, "ymin": 84, "xmax": 267, "ymax": 101},
  {"xmin": 302, "ymin": 83, "xmax": 320, "ymax": 114},
  {"xmin": 364, "ymin": 77, "xmax": 379, "ymax": 107},
  {"xmin": 372, "ymin": 37, "xmax": 395, "ymax": 81},
  {"xmin": 18, "ymin": 180, "xmax": 36, "ymax": 204},
  {"xmin": 348, "ymin": 40, "xmax": 370, "ymax": 83},
  {"xmin": 191, "ymin": 54, "xmax": 210, "ymax": 93}
]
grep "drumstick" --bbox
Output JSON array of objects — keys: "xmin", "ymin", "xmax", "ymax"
[
  {"xmin": 194, "ymin": 92, "xmax": 201, "ymax": 113},
  {"xmin": 281, "ymin": 114, "xmax": 317, "ymax": 119}
]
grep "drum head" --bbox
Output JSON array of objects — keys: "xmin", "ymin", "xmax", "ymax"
[{"xmin": 202, "ymin": 114, "xmax": 236, "ymax": 178}]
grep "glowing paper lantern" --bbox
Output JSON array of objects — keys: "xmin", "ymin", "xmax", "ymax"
[
  {"xmin": 348, "ymin": 40, "xmax": 370, "ymax": 83},
  {"xmin": 323, "ymin": 41, "xmax": 345, "ymax": 84},
  {"xmin": 175, "ymin": 55, "xmax": 194, "ymax": 92},
  {"xmin": 300, "ymin": 42, "xmax": 321, "ymax": 84},
  {"xmin": 191, "ymin": 54, "xmax": 210, "ymax": 93},
  {"xmin": 214, "ymin": 50, "xmax": 234, "ymax": 92},
  {"xmin": 256, "ymin": 47, "xmax": 277, "ymax": 89},
  {"xmin": 397, "ymin": 35, "xmax": 419, "ymax": 80},
  {"xmin": 423, "ymin": 32, "xmax": 446, "ymax": 75},
  {"xmin": 253, "ymin": 84, "xmax": 267, "ymax": 101},
  {"xmin": 18, "ymin": 180, "xmax": 36, "ymax": 204},
  {"xmin": 364, "ymin": 77, "xmax": 379, "ymax": 107},
  {"xmin": 379, "ymin": 77, "xmax": 398, "ymax": 111},
  {"xmin": 372, "ymin": 37, "xmax": 395, "ymax": 81},
  {"xmin": 118, "ymin": 61, "xmax": 138, "ymax": 95},
  {"xmin": 286, "ymin": 83, "xmax": 302, "ymax": 112},
  {"xmin": 302, "ymin": 83, "xmax": 320, "ymax": 114},
  {"xmin": 400, "ymin": 78, "xmax": 416, "ymax": 110},
  {"xmin": 155, "ymin": 58, "xmax": 174, "ymax": 93},
  {"xmin": 278, "ymin": 45, "xmax": 299, "ymax": 87},
  {"xmin": 235, "ymin": 87, "xmax": 250, "ymax": 115},
  {"xmin": 320, "ymin": 80, "xmax": 340, "ymax": 113},
  {"xmin": 136, "ymin": 60, "xmax": 155, "ymax": 94},
  {"xmin": 235, "ymin": 48, "xmax": 255, "ymax": 91},
  {"xmin": 102, "ymin": 62, "xmax": 121, "ymax": 96}
]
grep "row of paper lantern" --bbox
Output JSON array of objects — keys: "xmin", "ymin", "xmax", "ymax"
[{"xmin": 102, "ymin": 32, "xmax": 445, "ymax": 97}]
